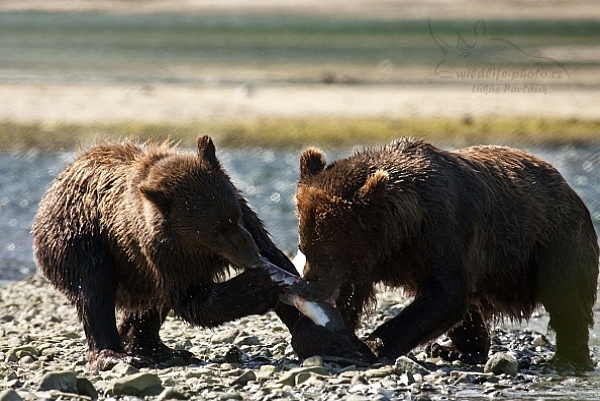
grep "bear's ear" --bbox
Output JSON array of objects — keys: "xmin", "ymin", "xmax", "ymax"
[
  {"xmin": 358, "ymin": 169, "xmax": 389, "ymax": 201},
  {"xmin": 300, "ymin": 147, "xmax": 326, "ymax": 181},
  {"xmin": 140, "ymin": 185, "xmax": 172, "ymax": 216},
  {"xmin": 197, "ymin": 135, "xmax": 218, "ymax": 166}
]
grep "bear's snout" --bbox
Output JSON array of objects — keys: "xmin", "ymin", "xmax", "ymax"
[
  {"xmin": 214, "ymin": 225, "xmax": 262, "ymax": 269},
  {"xmin": 294, "ymin": 277, "xmax": 340, "ymax": 305}
]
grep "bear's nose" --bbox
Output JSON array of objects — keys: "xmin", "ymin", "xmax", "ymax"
[{"xmin": 217, "ymin": 225, "xmax": 262, "ymax": 268}]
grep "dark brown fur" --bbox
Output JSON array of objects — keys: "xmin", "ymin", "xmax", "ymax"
[
  {"xmin": 294, "ymin": 137, "xmax": 599, "ymax": 370},
  {"xmin": 32, "ymin": 135, "xmax": 303, "ymax": 370}
]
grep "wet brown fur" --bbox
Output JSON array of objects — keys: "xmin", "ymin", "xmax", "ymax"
[
  {"xmin": 32, "ymin": 135, "xmax": 302, "ymax": 370},
  {"xmin": 295, "ymin": 137, "xmax": 599, "ymax": 370}
]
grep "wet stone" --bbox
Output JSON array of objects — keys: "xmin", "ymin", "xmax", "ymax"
[
  {"xmin": 110, "ymin": 372, "xmax": 164, "ymax": 397},
  {"xmin": 345, "ymin": 395, "xmax": 371, "ymax": 401},
  {"xmin": 395, "ymin": 356, "xmax": 430, "ymax": 376},
  {"xmin": 230, "ymin": 370, "xmax": 256, "ymax": 387},
  {"xmin": 211, "ymin": 329, "xmax": 242, "ymax": 344},
  {"xmin": 301, "ymin": 355, "xmax": 324, "ymax": 368},
  {"xmin": 0, "ymin": 390, "xmax": 23, "ymax": 401},
  {"xmin": 223, "ymin": 346, "xmax": 244, "ymax": 363},
  {"xmin": 276, "ymin": 366, "xmax": 329, "ymax": 387},
  {"xmin": 37, "ymin": 371, "xmax": 79, "ymax": 394},
  {"xmin": 208, "ymin": 392, "xmax": 243, "ymax": 400},
  {"xmin": 77, "ymin": 377, "xmax": 99, "ymax": 399},
  {"xmin": 17, "ymin": 356, "xmax": 36, "ymax": 366},
  {"xmin": 234, "ymin": 335, "xmax": 261, "ymax": 346},
  {"xmin": 364, "ymin": 365, "xmax": 395, "ymax": 378},
  {"xmin": 484, "ymin": 352, "xmax": 519, "ymax": 376},
  {"xmin": 111, "ymin": 361, "xmax": 140, "ymax": 376},
  {"xmin": 256, "ymin": 365, "xmax": 277, "ymax": 381},
  {"xmin": 13, "ymin": 345, "xmax": 40, "ymax": 358},
  {"xmin": 156, "ymin": 387, "xmax": 188, "ymax": 400}
]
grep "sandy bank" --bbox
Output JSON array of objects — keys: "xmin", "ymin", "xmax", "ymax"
[{"xmin": 1, "ymin": 83, "xmax": 599, "ymax": 125}]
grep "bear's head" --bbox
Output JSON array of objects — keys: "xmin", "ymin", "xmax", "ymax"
[
  {"xmin": 295, "ymin": 147, "xmax": 393, "ymax": 303},
  {"xmin": 138, "ymin": 135, "xmax": 262, "ymax": 269}
]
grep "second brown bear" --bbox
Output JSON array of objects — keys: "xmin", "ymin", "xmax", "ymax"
[{"xmin": 294, "ymin": 137, "xmax": 599, "ymax": 371}]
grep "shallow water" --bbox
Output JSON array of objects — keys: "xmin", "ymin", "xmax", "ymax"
[{"xmin": 2, "ymin": 145, "xmax": 598, "ymax": 282}]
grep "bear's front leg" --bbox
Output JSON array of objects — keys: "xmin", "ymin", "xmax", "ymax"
[
  {"xmin": 364, "ymin": 277, "xmax": 467, "ymax": 361},
  {"xmin": 174, "ymin": 267, "xmax": 283, "ymax": 328},
  {"xmin": 291, "ymin": 317, "xmax": 377, "ymax": 363},
  {"xmin": 291, "ymin": 282, "xmax": 377, "ymax": 363},
  {"xmin": 426, "ymin": 309, "xmax": 490, "ymax": 365}
]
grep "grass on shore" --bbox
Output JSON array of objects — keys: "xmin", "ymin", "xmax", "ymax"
[{"xmin": 1, "ymin": 116, "xmax": 599, "ymax": 152}]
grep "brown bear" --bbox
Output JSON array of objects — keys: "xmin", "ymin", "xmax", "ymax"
[
  {"xmin": 32, "ymin": 135, "xmax": 304, "ymax": 371},
  {"xmin": 293, "ymin": 137, "xmax": 599, "ymax": 371}
]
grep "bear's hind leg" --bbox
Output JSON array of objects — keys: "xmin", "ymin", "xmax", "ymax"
[
  {"xmin": 76, "ymin": 292, "xmax": 152, "ymax": 371},
  {"xmin": 70, "ymin": 246, "xmax": 153, "ymax": 371},
  {"xmin": 118, "ymin": 308, "xmax": 199, "ymax": 367},
  {"xmin": 427, "ymin": 309, "xmax": 490, "ymax": 365},
  {"xmin": 537, "ymin": 236, "xmax": 597, "ymax": 371}
]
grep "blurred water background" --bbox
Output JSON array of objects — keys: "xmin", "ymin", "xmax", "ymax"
[{"xmin": 1, "ymin": 144, "xmax": 598, "ymax": 282}]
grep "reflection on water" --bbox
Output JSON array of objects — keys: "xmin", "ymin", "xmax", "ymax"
[{"xmin": 1, "ymin": 145, "xmax": 598, "ymax": 282}]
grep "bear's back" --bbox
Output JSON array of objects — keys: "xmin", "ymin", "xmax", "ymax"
[{"xmin": 32, "ymin": 142, "xmax": 182, "ymax": 303}]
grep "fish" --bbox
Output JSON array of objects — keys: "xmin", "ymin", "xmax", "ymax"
[{"xmin": 259, "ymin": 257, "xmax": 345, "ymax": 332}]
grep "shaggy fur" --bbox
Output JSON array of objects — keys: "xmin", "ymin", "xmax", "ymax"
[
  {"xmin": 294, "ymin": 137, "xmax": 599, "ymax": 370},
  {"xmin": 32, "ymin": 135, "xmax": 302, "ymax": 370}
]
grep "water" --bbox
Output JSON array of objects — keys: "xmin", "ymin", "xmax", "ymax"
[
  {"xmin": 0, "ymin": 12, "xmax": 598, "ymax": 86},
  {"xmin": 1, "ymin": 145, "xmax": 599, "ymax": 282}
]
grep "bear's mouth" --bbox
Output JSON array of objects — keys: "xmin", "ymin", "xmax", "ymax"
[
  {"xmin": 324, "ymin": 296, "xmax": 338, "ymax": 308},
  {"xmin": 304, "ymin": 283, "xmax": 340, "ymax": 306}
]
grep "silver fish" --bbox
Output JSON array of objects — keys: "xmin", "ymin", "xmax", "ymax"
[{"xmin": 260, "ymin": 257, "xmax": 345, "ymax": 332}]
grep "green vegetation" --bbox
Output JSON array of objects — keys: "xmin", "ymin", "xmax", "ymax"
[{"xmin": 2, "ymin": 117, "xmax": 598, "ymax": 152}]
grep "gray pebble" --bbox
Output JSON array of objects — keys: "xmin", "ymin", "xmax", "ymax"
[
  {"xmin": 302, "ymin": 355, "xmax": 324, "ymax": 368},
  {"xmin": 17, "ymin": 356, "xmax": 35, "ymax": 366},
  {"xmin": 484, "ymin": 352, "xmax": 519, "ymax": 376},
  {"xmin": 211, "ymin": 328, "xmax": 242, "ymax": 344},
  {"xmin": 0, "ymin": 390, "xmax": 23, "ymax": 401},
  {"xmin": 210, "ymin": 392, "xmax": 243, "ymax": 400},
  {"xmin": 395, "ymin": 356, "xmax": 429, "ymax": 376},
  {"xmin": 156, "ymin": 387, "xmax": 188, "ymax": 400},
  {"xmin": 111, "ymin": 361, "xmax": 140, "ymax": 376},
  {"xmin": 110, "ymin": 372, "xmax": 164, "ymax": 397},
  {"xmin": 230, "ymin": 370, "xmax": 256, "ymax": 387},
  {"xmin": 277, "ymin": 366, "xmax": 329, "ymax": 387},
  {"xmin": 77, "ymin": 377, "xmax": 99, "ymax": 399},
  {"xmin": 234, "ymin": 335, "xmax": 261, "ymax": 346},
  {"xmin": 345, "ymin": 395, "xmax": 371, "ymax": 401},
  {"xmin": 364, "ymin": 365, "xmax": 395, "ymax": 378},
  {"xmin": 37, "ymin": 371, "xmax": 78, "ymax": 394}
]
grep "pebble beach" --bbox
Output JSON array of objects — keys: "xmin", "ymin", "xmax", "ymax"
[{"xmin": 2, "ymin": 275, "xmax": 599, "ymax": 401}]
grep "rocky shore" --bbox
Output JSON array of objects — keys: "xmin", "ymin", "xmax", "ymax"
[{"xmin": 1, "ymin": 275, "xmax": 599, "ymax": 401}]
